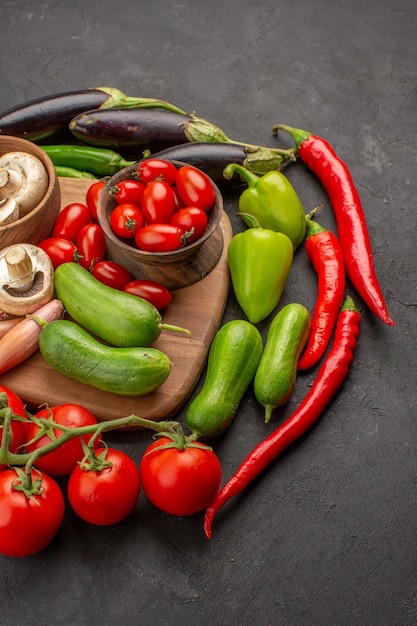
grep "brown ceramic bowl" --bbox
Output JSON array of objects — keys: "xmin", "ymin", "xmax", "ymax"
[
  {"xmin": 0, "ymin": 135, "xmax": 61, "ymax": 249},
  {"xmin": 97, "ymin": 160, "xmax": 224, "ymax": 290}
]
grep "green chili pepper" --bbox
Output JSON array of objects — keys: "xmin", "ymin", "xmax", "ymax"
[
  {"xmin": 41, "ymin": 145, "xmax": 135, "ymax": 176},
  {"xmin": 54, "ymin": 165, "xmax": 98, "ymax": 179},
  {"xmin": 223, "ymin": 163, "xmax": 306, "ymax": 249},
  {"xmin": 227, "ymin": 227, "xmax": 293, "ymax": 324}
]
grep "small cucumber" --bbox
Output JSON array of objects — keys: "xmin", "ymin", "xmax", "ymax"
[
  {"xmin": 39, "ymin": 319, "xmax": 171, "ymax": 396},
  {"xmin": 186, "ymin": 319, "xmax": 263, "ymax": 439},
  {"xmin": 53, "ymin": 262, "xmax": 190, "ymax": 348},
  {"xmin": 254, "ymin": 303, "xmax": 311, "ymax": 423}
]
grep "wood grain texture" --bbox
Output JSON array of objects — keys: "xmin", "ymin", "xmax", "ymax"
[{"xmin": 1, "ymin": 177, "xmax": 232, "ymax": 424}]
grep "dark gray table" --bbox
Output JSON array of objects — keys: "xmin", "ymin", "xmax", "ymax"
[{"xmin": 0, "ymin": 2, "xmax": 415, "ymax": 625}]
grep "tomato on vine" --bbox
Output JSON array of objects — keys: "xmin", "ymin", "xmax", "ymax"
[
  {"xmin": 25, "ymin": 404, "xmax": 99, "ymax": 476},
  {"xmin": 140, "ymin": 436, "xmax": 222, "ymax": 516},
  {"xmin": 0, "ymin": 467, "xmax": 65, "ymax": 557},
  {"xmin": 67, "ymin": 447, "xmax": 141, "ymax": 526},
  {"xmin": 0, "ymin": 386, "xmax": 28, "ymax": 470},
  {"xmin": 110, "ymin": 203, "xmax": 144, "ymax": 239}
]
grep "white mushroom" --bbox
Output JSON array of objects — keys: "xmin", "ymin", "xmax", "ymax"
[
  {"xmin": 0, "ymin": 151, "xmax": 49, "ymax": 217},
  {"xmin": 0, "ymin": 197, "xmax": 19, "ymax": 226},
  {"xmin": 0, "ymin": 243, "xmax": 54, "ymax": 316}
]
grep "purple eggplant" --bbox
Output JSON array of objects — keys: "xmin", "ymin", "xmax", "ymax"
[{"xmin": 0, "ymin": 87, "xmax": 187, "ymax": 143}]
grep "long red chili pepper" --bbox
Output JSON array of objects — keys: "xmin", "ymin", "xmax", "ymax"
[
  {"xmin": 298, "ymin": 218, "xmax": 345, "ymax": 370},
  {"xmin": 273, "ymin": 124, "xmax": 394, "ymax": 326},
  {"xmin": 204, "ymin": 296, "xmax": 361, "ymax": 539}
]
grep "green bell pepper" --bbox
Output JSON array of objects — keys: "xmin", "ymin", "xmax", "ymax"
[
  {"xmin": 223, "ymin": 163, "xmax": 306, "ymax": 249},
  {"xmin": 227, "ymin": 227, "xmax": 293, "ymax": 324}
]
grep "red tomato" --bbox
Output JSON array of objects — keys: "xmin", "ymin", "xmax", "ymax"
[
  {"xmin": 138, "ymin": 159, "xmax": 178, "ymax": 185},
  {"xmin": 67, "ymin": 448, "xmax": 141, "ymax": 526},
  {"xmin": 135, "ymin": 223, "xmax": 185, "ymax": 252},
  {"xmin": 0, "ymin": 468, "xmax": 65, "ymax": 557},
  {"xmin": 25, "ymin": 404, "xmax": 99, "ymax": 476},
  {"xmin": 123, "ymin": 279, "xmax": 172, "ymax": 310},
  {"xmin": 141, "ymin": 180, "xmax": 176, "ymax": 224},
  {"xmin": 86, "ymin": 180, "xmax": 106, "ymax": 221},
  {"xmin": 175, "ymin": 166, "xmax": 215, "ymax": 211},
  {"xmin": 91, "ymin": 260, "xmax": 131, "ymax": 290},
  {"xmin": 170, "ymin": 206, "xmax": 209, "ymax": 244},
  {"xmin": 76, "ymin": 223, "xmax": 107, "ymax": 270},
  {"xmin": 52, "ymin": 202, "xmax": 91, "ymax": 242},
  {"xmin": 140, "ymin": 436, "xmax": 222, "ymax": 516},
  {"xmin": 111, "ymin": 179, "xmax": 145, "ymax": 206},
  {"xmin": 110, "ymin": 203, "xmax": 144, "ymax": 239},
  {"xmin": 38, "ymin": 237, "xmax": 79, "ymax": 269},
  {"xmin": 0, "ymin": 385, "xmax": 28, "ymax": 470}
]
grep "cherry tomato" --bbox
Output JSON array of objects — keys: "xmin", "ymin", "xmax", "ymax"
[
  {"xmin": 170, "ymin": 206, "xmax": 209, "ymax": 244},
  {"xmin": 86, "ymin": 180, "xmax": 106, "ymax": 221},
  {"xmin": 38, "ymin": 237, "xmax": 79, "ymax": 269},
  {"xmin": 76, "ymin": 223, "xmax": 107, "ymax": 270},
  {"xmin": 141, "ymin": 180, "xmax": 176, "ymax": 224},
  {"xmin": 138, "ymin": 158, "xmax": 178, "ymax": 185},
  {"xmin": 123, "ymin": 279, "xmax": 172, "ymax": 310},
  {"xmin": 0, "ymin": 385, "xmax": 28, "ymax": 470},
  {"xmin": 25, "ymin": 404, "xmax": 99, "ymax": 476},
  {"xmin": 0, "ymin": 468, "xmax": 65, "ymax": 557},
  {"xmin": 175, "ymin": 165, "xmax": 215, "ymax": 211},
  {"xmin": 172, "ymin": 186, "xmax": 185, "ymax": 212},
  {"xmin": 91, "ymin": 260, "xmax": 131, "ymax": 290},
  {"xmin": 52, "ymin": 202, "xmax": 91, "ymax": 242},
  {"xmin": 110, "ymin": 203, "xmax": 144, "ymax": 239},
  {"xmin": 140, "ymin": 436, "xmax": 222, "ymax": 516},
  {"xmin": 111, "ymin": 179, "xmax": 145, "ymax": 206},
  {"xmin": 67, "ymin": 448, "xmax": 141, "ymax": 526},
  {"xmin": 135, "ymin": 223, "xmax": 186, "ymax": 252}
]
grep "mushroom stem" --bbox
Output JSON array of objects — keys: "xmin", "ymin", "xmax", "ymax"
[
  {"xmin": 0, "ymin": 198, "xmax": 19, "ymax": 226},
  {"xmin": 4, "ymin": 246, "xmax": 35, "ymax": 292}
]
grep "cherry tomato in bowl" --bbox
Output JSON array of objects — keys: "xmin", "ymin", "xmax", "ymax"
[
  {"xmin": 170, "ymin": 206, "xmax": 209, "ymax": 244},
  {"xmin": 110, "ymin": 203, "xmax": 144, "ymax": 239},
  {"xmin": 139, "ymin": 436, "xmax": 222, "ymax": 516},
  {"xmin": 123, "ymin": 279, "xmax": 172, "ymax": 310},
  {"xmin": 175, "ymin": 165, "xmax": 215, "ymax": 211},
  {"xmin": 135, "ymin": 223, "xmax": 186, "ymax": 252},
  {"xmin": 141, "ymin": 180, "xmax": 176, "ymax": 224},
  {"xmin": 138, "ymin": 158, "xmax": 178, "ymax": 185},
  {"xmin": 110, "ymin": 179, "xmax": 145, "ymax": 206}
]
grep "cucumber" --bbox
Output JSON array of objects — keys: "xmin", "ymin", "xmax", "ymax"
[
  {"xmin": 254, "ymin": 303, "xmax": 311, "ymax": 423},
  {"xmin": 39, "ymin": 319, "xmax": 171, "ymax": 396},
  {"xmin": 186, "ymin": 319, "xmax": 263, "ymax": 439},
  {"xmin": 53, "ymin": 262, "xmax": 190, "ymax": 348}
]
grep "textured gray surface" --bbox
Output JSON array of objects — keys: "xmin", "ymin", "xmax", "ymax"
[{"xmin": 0, "ymin": 1, "xmax": 416, "ymax": 625}]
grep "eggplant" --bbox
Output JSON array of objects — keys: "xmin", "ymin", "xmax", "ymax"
[
  {"xmin": 69, "ymin": 108, "xmax": 194, "ymax": 152},
  {"xmin": 149, "ymin": 142, "xmax": 288, "ymax": 185},
  {"xmin": 0, "ymin": 87, "xmax": 188, "ymax": 143}
]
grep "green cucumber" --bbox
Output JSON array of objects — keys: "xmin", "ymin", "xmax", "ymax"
[
  {"xmin": 254, "ymin": 303, "xmax": 311, "ymax": 423},
  {"xmin": 186, "ymin": 319, "xmax": 263, "ymax": 439},
  {"xmin": 53, "ymin": 262, "xmax": 190, "ymax": 347},
  {"xmin": 39, "ymin": 319, "xmax": 171, "ymax": 396}
]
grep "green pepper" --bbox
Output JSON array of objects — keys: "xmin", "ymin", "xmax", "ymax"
[
  {"xmin": 223, "ymin": 163, "xmax": 306, "ymax": 249},
  {"xmin": 40, "ymin": 145, "xmax": 135, "ymax": 176},
  {"xmin": 227, "ymin": 227, "xmax": 293, "ymax": 324}
]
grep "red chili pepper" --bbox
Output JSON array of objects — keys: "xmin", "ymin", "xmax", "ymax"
[
  {"xmin": 298, "ymin": 218, "xmax": 345, "ymax": 370},
  {"xmin": 273, "ymin": 124, "xmax": 394, "ymax": 326},
  {"xmin": 204, "ymin": 296, "xmax": 361, "ymax": 539}
]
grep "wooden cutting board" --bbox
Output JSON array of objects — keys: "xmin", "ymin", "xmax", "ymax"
[{"xmin": 1, "ymin": 178, "xmax": 233, "ymax": 424}]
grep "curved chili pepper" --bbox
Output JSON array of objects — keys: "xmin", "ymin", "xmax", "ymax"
[
  {"xmin": 204, "ymin": 296, "xmax": 361, "ymax": 539},
  {"xmin": 273, "ymin": 124, "xmax": 394, "ymax": 326},
  {"xmin": 297, "ymin": 218, "xmax": 345, "ymax": 370}
]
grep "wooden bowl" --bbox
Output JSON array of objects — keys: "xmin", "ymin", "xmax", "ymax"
[
  {"xmin": 0, "ymin": 136, "xmax": 61, "ymax": 248},
  {"xmin": 97, "ymin": 160, "xmax": 224, "ymax": 290}
]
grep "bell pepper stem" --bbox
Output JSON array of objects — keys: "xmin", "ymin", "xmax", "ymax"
[{"xmin": 223, "ymin": 163, "xmax": 261, "ymax": 187}]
